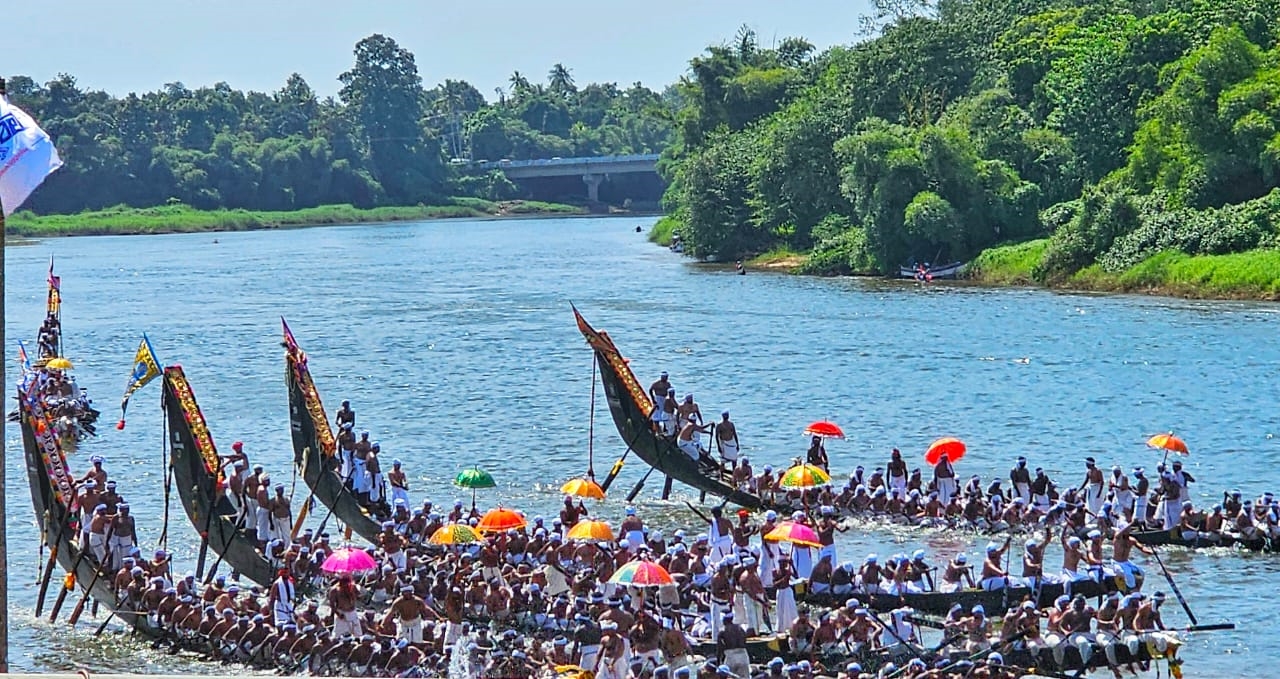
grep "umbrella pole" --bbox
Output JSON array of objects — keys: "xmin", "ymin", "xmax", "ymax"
[{"xmin": 472, "ymin": 487, "xmax": 477, "ymax": 513}]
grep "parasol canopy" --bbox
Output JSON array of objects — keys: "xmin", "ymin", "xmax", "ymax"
[
  {"xmin": 320, "ymin": 547, "xmax": 378, "ymax": 575},
  {"xmin": 1147, "ymin": 433, "xmax": 1189, "ymax": 455},
  {"xmin": 454, "ymin": 467, "xmax": 496, "ymax": 488},
  {"xmin": 45, "ymin": 357, "xmax": 73, "ymax": 370},
  {"xmin": 477, "ymin": 507, "xmax": 527, "ymax": 533},
  {"xmin": 804, "ymin": 420, "xmax": 845, "ymax": 439},
  {"xmin": 561, "ymin": 477, "xmax": 606, "ymax": 500},
  {"xmin": 763, "ymin": 520, "xmax": 822, "ymax": 548},
  {"xmin": 926, "ymin": 437, "xmax": 966, "ymax": 465},
  {"xmin": 609, "ymin": 560, "xmax": 675, "ymax": 586},
  {"xmin": 566, "ymin": 519, "xmax": 614, "ymax": 542},
  {"xmin": 778, "ymin": 463, "xmax": 831, "ymax": 489},
  {"xmin": 429, "ymin": 523, "xmax": 481, "ymax": 545}
]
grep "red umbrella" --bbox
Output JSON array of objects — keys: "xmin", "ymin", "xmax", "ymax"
[
  {"xmin": 925, "ymin": 437, "xmax": 966, "ymax": 465},
  {"xmin": 804, "ymin": 420, "xmax": 845, "ymax": 439},
  {"xmin": 320, "ymin": 547, "xmax": 378, "ymax": 575}
]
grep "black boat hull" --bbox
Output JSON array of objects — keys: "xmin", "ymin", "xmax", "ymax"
[
  {"xmin": 162, "ymin": 366, "xmax": 275, "ymax": 587},
  {"xmin": 283, "ymin": 323, "xmax": 382, "ymax": 543}
]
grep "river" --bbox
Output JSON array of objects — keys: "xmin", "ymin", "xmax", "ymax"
[{"xmin": 4, "ymin": 216, "xmax": 1277, "ymax": 674}]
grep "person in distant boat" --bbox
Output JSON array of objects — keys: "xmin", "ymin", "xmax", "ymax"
[
  {"xmin": 677, "ymin": 417, "xmax": 712, "ymax": 461},
  {"xmin": 270, "ymin": 484, "xmax": 292, "ymax": 543},
  {"xmin": 716, "ymin": 411, "xmax": 740, "ymax": 468},
  {"xmin": 660, "ymin": 389, "xmax": 679, "ymax": 437},
  {"xmin": 934, "ymin": 454, "xmax": 957, "ymax": 505},
  {"xmin": 648, "ymin": 372, "xmax": 672, "ymax": 407},
  {"xmin": 388, "ymin": 460, "xmax": 410, "ymax": 509},
  {"xmin": 336, "ymin": 400, "xmax": 356, "ymax": 430},
  {"xmin": 887, "ymin": 449, "xmax": 908, "ymax": 496},
  {"xmin": 676, "ymin": 394, "xmax": 702, "ymax": 431},
  {"xmin": 735, "ymin": 261, "xmax": 745, "ymax": 275},
  {"xmin": 1010, "ymin": 457, "xmax": 1031, "ymax": 504},
  {"xmin": 255, "ymin": 474, "xmax": 273, "ymax": 549},
  {"xmin": 806, "ymin": 437, "xmax": 828, "ymax": 471},
  {"xmin": 366, "ymin": 443, "xmax": 384, "ymax": 506},
  {"xmin": 353, "ymin": 431, "xmax": 372, "ymax": 496}
]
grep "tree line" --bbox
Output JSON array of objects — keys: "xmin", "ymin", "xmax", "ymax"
[
  {"xmin": 659, "ymin": 0, "xmax": 1280, "ymax": 280},
  {"xmin": 8, "ymin": 34, "xmax": 675, "ymax": 215}
]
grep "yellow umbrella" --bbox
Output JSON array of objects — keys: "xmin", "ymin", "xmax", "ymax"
[
  {"xmin": 566, "ymin": 519, "xmax": 615, "ymax": 542},
  {"xmin": 561, "ymin": 477, "xmax": 606, "ymax": 500},
  {"xmin": 429, "ymin": 523, "xmax": 481, "ymax": 545},
  {"xmin": 45, "ymin": 357, "xmax": 73, "ymax": 370}
]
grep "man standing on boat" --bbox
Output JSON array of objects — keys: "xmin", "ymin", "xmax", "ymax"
[
  {"xmin": 270, "ymin": 484, "xmax": 292, "ymax": 544},
  {"xmin": 715, "ymin": 411, "xmax": 740, "ymax": 469},
  {"xmin": 328, "ymin": 574, "xmax": 362, "ymax": 638},
  {"xmin": 388, "ymin": 460, "xmax": 410, "ymax": 509},
  {"xmin": 676, "ymin": 394, "xmax": 702, "ymax": 430},
  {"xmin": 887, "ymin": 449, "xmax": 908, "ymax": 496},
  {"xmin": 353, "ymin": 431, "xmax": 372, "ymax": 492},
  {"xmin": 366, "ymin": 443, "xmax": 384, "ymax": 506},
  {"xmin": 336, "ymin": 400, "xmax": 356, "ymax": 430},
  {"xmin": 1010, "ymin": 457, "xmax": 1031, "ymax": 504},
  {"xmin": 648, "ymin": 372, "xmax": 672, "ymax": 434},
  {"xmin": 933, "ymin": 454, "xmax": 957, "ymax": 505},
  {"xmin": 1079, "ymin": 458, "xmax": 1105, "ymax": 515},
  {"xmin": 111, "ymin": 503, "xmax": 137, "ymax": 570},
  {"xmin": 648, "ymin": 372, "xmax": 672, "ymax": 407},
  {"xmin": 268, "ymin": 568, "xmax": 296, "ymax": 626},
  {"xmin": 255, "ymin": 474, "xmax": 273, "ymax": 548},
  {"xmin": 677, "ymin": 417, "xmax": 712, "ymax": 461}
]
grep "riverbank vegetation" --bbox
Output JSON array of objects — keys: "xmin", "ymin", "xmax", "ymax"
[
  {"xmin": 3, "ymin": 200, "xmax": 584, "ymax": 237},
  {"xmin": 6, "ymin": 36, "xmax": 673, "ymax": 217},
  {"xmin": 655, "ymin": 0, "xmax": 1280, "ymax": 297}
]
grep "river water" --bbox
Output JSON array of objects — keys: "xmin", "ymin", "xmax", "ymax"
[{"xmin": 4, "ymin": 216, "xmax": 1277, "ymax": 675}]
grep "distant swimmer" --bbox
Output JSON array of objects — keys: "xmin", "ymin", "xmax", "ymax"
[{"xmin": 736, "ymin": 260, "xmax": 745, "ymax": 275}]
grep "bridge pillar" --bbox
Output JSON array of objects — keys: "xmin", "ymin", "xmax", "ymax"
[{"xmin": 582, "ymin": 173, "xmax": 604, "ymax": 202}]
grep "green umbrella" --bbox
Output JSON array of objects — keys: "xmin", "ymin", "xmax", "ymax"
[{"xmin": 454, "ymin": 467, "xmax": 496, "ymax": 510}]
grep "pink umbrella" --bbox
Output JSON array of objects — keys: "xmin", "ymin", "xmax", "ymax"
[{"xmin": 321, "ymin": 547, "xmax": 378, "ymax": 576}]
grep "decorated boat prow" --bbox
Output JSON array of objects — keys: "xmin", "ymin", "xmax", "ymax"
[
  {"xmin": 162, "ymin": 365, "xmax": 275, "ymax": 587},
  {"xmin": 573, "ymin": 306, "xmax": 765, "ymax": 509},
  {"xmin": 282, "ymin": 320, "xmax": 383, "ymax": 543}
]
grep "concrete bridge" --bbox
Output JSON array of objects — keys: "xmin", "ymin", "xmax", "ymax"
[{"xmin": 475, "ymin": 154, "xmax": 660, "ymax": 202}]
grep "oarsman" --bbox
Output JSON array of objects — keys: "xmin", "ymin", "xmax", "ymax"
[
  {"xmin": 629, "ymin": 610, "xmax": 664, "ymax": 670},
  {"xmin": 935, "ymin": 552, "xmax": 972, "ymax": 594},
  {"xmin": 353, "ymin": 431, "xmax": 372, "ymax": 488},
  {"xmin": 1060, "ymin": 595, "xmax": 1098, "ymax": 666},
  {"xmin": 1031, "ymin": 468, "xmax": 1054, "ymax": 513},
  {"xmin": 1079, "ymin": 457, "xmax": 1105, "ymax": 515},
  {"xmin": 979, "ymin": 538, "xmax": 1011, "ymax": 591},
  {"xmin": 89, "ymin": 504, "xmax": 113, "ymax": 565},
  {"xmin": 267, "ymin": 568, "xmax": 296, "ymax": 626},
  {"xmin": 387, "ymin": 460, "xmax": 410, "ymax": 509},
  {"xmin": 79, "ymin": 481, "xmax": 100, "ymax": 547},
  {"xmin": 335, "ymin": 400, "xmax": 356, "ymax": 430},
  {"xmin": 933, "ymin": 454, "xmax": 957, "ymax": 505},
  {"xmin": 255, "ymin": 475, "xmax": 272, "ymax": 548},
  {"xmin": 572, "ymin": 611, "xmax": 603, "ymax": 671},
  {"xmin": 887, "ymin": 449, "xmax": 908, "ymax": 496},
  {"xmin": 1171, "ymin": 460, "xmax": 1195, "ymax": 503},
  {"xmin": 1060, "ymin": 534, "xmax": 1090, "ymax": 596},
  {"xmin": 707, "ymin": 563, "xmax": 733, "ymax": 642},
  {"xmin": 676, "ymin": 417, "xmax": 711, "ymax": 461},
  {"xmin": 1022, "ymin": 526, "xmax": 1051, "ymax": 589},
  {"xmin": 336, "ymin": 423, "xmax": 355, "ymax": 477},
  {"xmin": 366, "ymin": 443, "xmax": 384, "ymax": 505},
  {"xmin": 328, "ymin": 574, "xmax": 361, "ymax": 638},
  {"xmin": 270, "ymin": 484, "xmax": 292, "ymax": 543},
  {"xmin": 715, "ymin": 411, "xmax": 740, "ymax": 468},
  {"xmin": 1010, "ymin": 457, "xmax": 1031, "ymax": 504},
  {"xmin": 560, "ymin": 495, "xmax": 587, "ymax": 528},
  {"xmin": 1110, "ymin": 521, "xmax": 1150, "ymax": 591},
  {"xmin": 676, "ymin": 394, "xmax": 702, "ymax": 430},
  {"xmin": 384, "ymin": 585, "xmax": 434, "ymax": 643},
  {"xmin": 1202, "ymin": 504, "xmax": 1226, "ymax": 542},
  {"xmin": 1110, "ymin": 466, "xmax": 1134, "ymax": 517},
  {"xmin": 738, "ymin": 556, "xmax": 768, "ymax": 633},
  {"xmin": 1133, "ymin": 468, "xmax": 1150, "ymax": 527},
  {"xmin": 378, "ymin": 522, "xmax": 407, "ymax": 571},
  {"xmin": 110, "ymin": 503, "xmax": 137, "ymax": 568}
]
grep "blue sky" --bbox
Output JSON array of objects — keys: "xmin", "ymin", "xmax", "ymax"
[{"xmin": 3, "ymin": 0, "xmax": 874, "ymax": 99}]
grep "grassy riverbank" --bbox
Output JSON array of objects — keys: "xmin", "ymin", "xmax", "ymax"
[
  {"xmin": 969, "ymin": 240, "xmax": 1280, "ymax": 300},
  {"xmin": 4, "ymin": 200, "xmax": 585, "ymax": 237}
]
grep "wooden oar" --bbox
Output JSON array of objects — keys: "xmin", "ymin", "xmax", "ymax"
[
  {"xmin": 47, "ymin": 573, "xmax": 74, "ymax": 623},
  {"xmin": 68, "ymin": 524, "xmax": 114, "ymax": 626},
  {"xmin": 35, "ymin": 509, "xmax": 68, "ymax": 617},
  {"xmin": 1148, "ymin": 545, "xmax": 1198, "ymax": 626},
  {"xmin": 626, "ymin": 466, "xmax": 657, "ymax": 503},
  {"xmin": 194, "ymin": 483, "xmax": 218, "ymax": 579},
  {"xmin": 599, "ymin": 449, "xmax": 631, "ymax": 493}
]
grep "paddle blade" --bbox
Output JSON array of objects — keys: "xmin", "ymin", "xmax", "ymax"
[{"xmin": 1186, "ymin": 623, "xmax": 1235, "ymax": 632}]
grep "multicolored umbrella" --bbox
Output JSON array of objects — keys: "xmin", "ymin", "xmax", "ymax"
[
  {"xmin": 609, "ymin": 560, "xmax": 675, "ymax": 586},
  {"xmin": 429, "ymin": 523, "xmax": 481, "ymax": 545},
  {"xmin": 763, "ymin": 520, "xmax": 822, "ymax": 548},
  {"xmin": 926, "ymin": 437, "xmax": 966, "ymax": 465},
  {"xmin": 561, "ymin": 477, "xmax": 606, "ymax": 500},
  {"xmin": 804, "ymin": 420, "xmax": 845, "ymax": 439},
  {"xmin": 566, "ymin": 519, "xmax": 614, "ymax": 542},
  {"xmin": 477, "ymin": 507, "xmax": 527, "ymax": 533},
  {"xmin": 778, "ymin": 463, "xmax": 831, "ymax": 489},
  {"xmin": 455, "ymin": 467, "xmax": 497, "ymax": 509},
  {"xmin": 320, "ymin": 547, "xmax": 378, "ymax": 575}
]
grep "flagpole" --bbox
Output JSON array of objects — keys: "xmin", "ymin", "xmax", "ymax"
[{"xmin": 0, "ymin": 75, "xmax": 10, "ymax": 674}]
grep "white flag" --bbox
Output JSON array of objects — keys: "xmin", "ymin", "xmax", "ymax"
[{"xmin": 0, "ymin": 96, "xmax": 62, "ymax": 217}]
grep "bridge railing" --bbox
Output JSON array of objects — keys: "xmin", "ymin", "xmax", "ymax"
[{"xmin": 475, "ymin": 154, "xmax": 660, "ymax": 171}]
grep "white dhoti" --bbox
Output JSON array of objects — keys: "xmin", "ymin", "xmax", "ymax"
[
  {"xmin": 980, "ymin": 576, "xmax": 1007, "ymax": 591},
  {"xmin": 444, "ymin": 620, "xmax": 463, "ymax": 645},
  {"xmin": 110, "ymin": 534, "xmax": 135, "ymax": 566},
  {"xmin": 937, "ymin": 478, "xmax": 957, "ymax": 505},
  {"xmin": 388, "ymin": 550, "xmax": 408, "ymax": 572},
  {"xmin": 255, "ymin": 506, "xmax": 271, "ymax": 540},
  {"xmin": 710, "ymin": 598, "xmax": 728, "ymax": 641},
  {"xmin": 368, "ymin": 473, "xmax": 383, "ymax": 502},
  {"xmin": 1114, "ymin": 560, "xmax": 1142, "ymax": 589},
  {"xmin": 1085, "ymin": 483, "xmax": 1104, "ymax": 515},
  {"xmin": 719, "ymin": 439, "xmax": 739, "ymax": 463},
  {"xmin": 889, "ymin": 475, "xmax": 907, "ymax": 496},
  {"xmin": 353, "ymin": 459, "xmax": 368, "ymax": 493},
  {"xmin": 724, "ymin": 647, "xmax": 751, "ymax": 679},
  {"xmin": 577, "ymin": 644, "xmax": 600, "ymax": 672},
  {"xmin": 391, "ymin": 485, "xmax": 410, "ymax": 509},
  {"xmin": 1134, "ymin": 496, "xmax": 1149, "ymax": 524},
  {"xmin": 88, "ymin": 532, "xmax": 108, "ymax": 563},
  {"xmin": 732, "ymin": 592, "xmax": 748, "ymax": 624},
  {"xmin": 270, "ymin": 515, "xmax": 291, "ymax": 543},
  {"xmin": 1033, "ymin": 493, "xmax": 1050, "ymax": 513},
  {"xmin": 1115, "ymin": 489, "xmax": 1134, "ymax": 516},
  {"xmin": 678, "ymin": 438, "xmax": 699, "ymax": 460},
  {"xmin": 775, "ymin": 586, "xmax": 797, "ymax": 633},
  {"xmin": 792, "ymin": 546, "xmax": 814, "ymax": 579},
  {"xmin": 1159, "ymin": 500, "xmax": 1179, "ymax": 530},
  {"xmin": 399, "ymin": 617, "xmax": 423, "ymax": 643},
  {"xmin": 333, "ymin": 609, "xmax": 362, "ymax": 638},
  {"xmin": 1014, "ymin": 482, "xmax": 1031, "ymax": 504}
]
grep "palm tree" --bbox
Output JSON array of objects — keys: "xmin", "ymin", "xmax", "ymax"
[
  {"xmin": 548, "ymin": 63, "xmax": 576, "ymax": 98},
  {"xmin": 508, "ymin": 71, "xmax": 531, "ymax": 99}
]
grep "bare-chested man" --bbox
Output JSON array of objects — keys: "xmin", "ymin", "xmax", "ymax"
[
  {"xmin": 270, "ymin": 484, "xmax": 292, "ymax": 544},
  {"xmin": 384, "ymin": 585, "xmax": 435, "ymax": 643},
  {"xmin": 254, "ymin": 474, "xmax": 272, "ymax": 548},
  {"xmin": 328, "ymin": 574, "xmax": 362, "ymax": 638},
  {"xmin": 388, "ymin": 460, "xmax": 410, "ymax": 509},
  {"xmin": 110, "ymin": 503, "xmax": 136, "ymax": 568},
  {"xmin": 715, "ymin": 411, "xmax": 740, "ymax": 467}
]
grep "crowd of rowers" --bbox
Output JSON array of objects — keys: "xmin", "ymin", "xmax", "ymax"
[
  {"xmin": 83, "ymin": 452, "xmax": 1182, "ymax": 679},
  {"xmin": 647, "ymin": 372, "xmax": 1270, "ymax": 545}
]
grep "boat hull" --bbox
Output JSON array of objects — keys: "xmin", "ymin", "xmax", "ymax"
[
  {"xmin": 162, "ymin": 366, "xmax": 275, "ymax": 587},
  {"xmin": 899, "ymin": 262, "xmax": 964, "ymax": 280}
]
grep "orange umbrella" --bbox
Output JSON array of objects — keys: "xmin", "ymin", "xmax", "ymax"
[
  {"xmin": 477, "ymin": 507, "xmax": 527, "ymax": 533},
  {"xmin": 561, "ymin": 477, "xmax": 606, "ymax": 500},
  {"xmin": 566, "ymin": 520, "xmax": 615, "ymax": 542},
  {"xmin": 1147, "ymin": 433, "xmax": 1188, "ymax": 455},
  {"xmin": 926, "ymin": 437, "xmax": 966, "ymax": 465},
  {"xmin": 763, "ymin": 520, "xmax": 822, "ymax": 548},
  {"xmin": 804, "ymin": 421, "xmax": 845, "ymax": 439}
]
